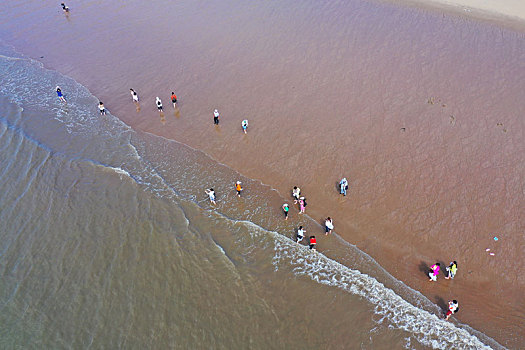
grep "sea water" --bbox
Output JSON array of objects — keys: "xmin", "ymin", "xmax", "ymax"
[{"xmin": 0, "ymin": 43, "xmax": 504, "ymax": 349}]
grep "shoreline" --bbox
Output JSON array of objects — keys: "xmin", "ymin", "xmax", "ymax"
[
  {"xmin": 1, "ymin": 0, "xmax": 524, "ymax": 347},
  {"xmin": 388, "ymin": 0, "xmax": 525, "ymax": 31}
]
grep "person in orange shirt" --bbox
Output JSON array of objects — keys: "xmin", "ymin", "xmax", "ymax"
[
  {"xmin": 235, "ymin": 181, "xmax": 243, "ymax": 197},
  {"xmin": 171, "ymin": 92, "xmax": 178, "ymax": 108}
]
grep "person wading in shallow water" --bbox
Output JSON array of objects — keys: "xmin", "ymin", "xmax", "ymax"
[
  {"xmin": 445, "ymin": 261, "xmax": 458, "ymax": 280},
  {"xmin": 428, "ymin": 263, "xmax": 440, "ymax": 281},
  {"xmin": 282, "ymin": 203, "xmax": 289, "ymax": 220},
  {"xmin": 235, "ymin": 181, "xmax": 243, "ymax": 197},
  {"xmin": 130, "ymin": 88, "xmax": 139, "ymax": 102},
  {"xmin": 156, "ymin": 97, "xmax": 163, "ymax": 113},
  {"xmin": 56, "ymin": 86, "xmax": 66, "ymax": 103},
  {"xmin": 445, "ymin": 300, "xmax": 459, "ymax": 320},
  {"xmin": 309, "ymin": 236, "xmax": 317, "ymax": 250},
  {"xmin": 205, "ymin": 188, "xmax": 216, "ymax": 205},
  {"xmin": 213, "ymin": 109, "xmax": 220, "ymax": 125},
  {"xmin": 296, "ymin": 226, "xmax": 305, "ymax": 243}
]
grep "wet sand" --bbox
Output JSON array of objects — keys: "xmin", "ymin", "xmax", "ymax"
[{"xmin": 1, "ymin": 0, "xmax": 524, "ymax": 347}]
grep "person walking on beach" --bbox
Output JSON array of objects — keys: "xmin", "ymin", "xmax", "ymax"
[
  {"xmin": 98, "ymin": 102, "xmax": 106, "ymax": 115},
  {"xmin": 130, "ymin": 88, "xmax": 139, "ymax": 102},
  {"xmin": 241, "ymin": 119, "xmax": 248, "ymax": 134},
  {"xmin": 298, "ymin": 197, "xmax": 307, "ymax": 214},
  {"xmin": 156, "ymin": 97, "xmax": 163, "ymax": 112},
  {"xmin": 213, "ymin": 109, "xmax": 220, "ymax": 125},
  {"xmin": 56, "ymin": 86, "xmax": 66, "ymax": 103},
  {"xmin": 339, "ymin": 177, "xmax": 348, "ymax": 196},
  {"xmin": 61, "ymin": 3, "xmax": 70, "ymax": 12},
  {"xmin": 428, "ymin": 263, "xmax": 440, "ymax": 282},
  {"xmin": 235, "ymin": 181, "xmax": 243, "ymax": 197},
  {"xmin": 445, "ymin": 261, "xmax": 458, "ymax": 280},
  {"xmin": 171, "ymin": 92, "xmax": 178, "ymax": 108},
  {"xmin": 445, "ymin": 300, "xmax": 459, "ymax": 320},
  {"xmin": 292, "ymin": 186, "xmax": 301, "ymax": 204},
  {"xmin": 296, "ymin": 226, "xmax": 305, "ymax": 243},
  {"xmin": 205, "ymin": 188, "xmax": 216, "ymax": 205},
  {"xmin": 282, "ymin": 203, "xmax": 289, "ymax": 220},
  {"xmin": 309, "ymin": 236, "xmax": 317, "ymax": 250},
  {"xmin": 325, "ymin": 217, "xmax": 334, "ymax": 235}
]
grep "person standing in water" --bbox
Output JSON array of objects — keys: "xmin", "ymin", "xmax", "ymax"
[
  {"xmin": 61, "ymin": 3, "xmax": 69, "ymax": 12},
  {"xmin": 171, "ymin": 92, "xmax": 178, "ymax": 108},
  {"xmin": 428, "ymin": 263, "xmax": 440, "ymax": 282},
  {"xmin": 309, "ymin": 236, "xmax": 317, "ymax": 250},
  {"xmin": 339, "ymin": 177, "xmax": 348, "ymax": 196},
  {"xmin": 298, "ymin": 197, "xmax": 306, "ymax": 214},
  {"xmin": 130, "ymin": 89, "xmax": 139, "ymax": 102},
  {"xmin": 282, "ymin": 203, "xmax": 289, "ymax": 220},
  {"xmin": 98, "ymin": 102, "xmax": 106, "ymax": 115},
  {"xmin": 213, "ymin": 109, "xmax": 220, "ymax": 125},
  {"xmin": 56, "ymin": 86, "xmax": 66, "ymax": 103},
  {"xmin": 156, "ymin": 97, "xmax": 163, "ymax": 112},
  {"xmin": 235, "ymin": 181, "xmax": 243, "ymax": 197},
  {"xmin": 205, "ymin": 188, "xmax": 216, "ymax": 205},
  {"xmin": 324, "ymin": 217, "xmax": 334, "ymax": 235},
  {"xmin": 445, "ymin": 300, "xmax": 459, "ymax": 320},
  {"xmin": 241, "ymin": 119, "xmax": 248, "ymax": 134},
  {"xmin": 292, "ymin": 186, "xmax": 301, "ymax": 204},
  {"xmin": 445, "ymin": 261, "xmax": 458, "ymax": 280},
  {"xmin": 296, "ymin": 226, "xmax": 305, "ymax": 243}
]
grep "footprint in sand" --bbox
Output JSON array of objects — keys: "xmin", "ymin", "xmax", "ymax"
[
  {"xmin": 400, "ymin": 127, "xmax": 406, "ymax": 132},
  {"xmin": 427, "ymin": 97, "xmax": 435, "ymax": 105}
]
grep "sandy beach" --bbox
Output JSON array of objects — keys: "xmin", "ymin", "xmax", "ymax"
[{"xmin": 1, "ymin": 0, "xmax": 524, "ymax": 347}]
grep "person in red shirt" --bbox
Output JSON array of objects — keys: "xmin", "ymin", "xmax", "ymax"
[{"xmin": 309, "ymin": 236, "xmax": 317, "ymax": 250}]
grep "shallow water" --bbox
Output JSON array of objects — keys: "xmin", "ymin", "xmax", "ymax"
[
  {"xmin": 0, "ymin": 41, "xmax": 503, "ymax": 349},
  {"xmin": 1, "ymin": 0, "xmax": 524, "ymax": 347}
]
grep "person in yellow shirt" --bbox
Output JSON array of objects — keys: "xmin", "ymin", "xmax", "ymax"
[{"xmin": 445, "ymin": 261, "xmax": 458, "ymax": 280}]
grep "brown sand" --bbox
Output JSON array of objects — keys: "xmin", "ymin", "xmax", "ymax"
[{"xmin": 1, "ymin": 0, "xmax": 524, "ymax": 347}]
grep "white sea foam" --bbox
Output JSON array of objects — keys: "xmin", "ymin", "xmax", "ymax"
[{"xmin": 270, "ymin": 235, "xmax": 496, "ymax": 350}]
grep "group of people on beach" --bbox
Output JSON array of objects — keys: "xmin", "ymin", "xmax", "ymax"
[
  {"xmin": 428, "ymin": 261, "xmax": 459, "ymax": 320},
  {"xmin": 54, "ymin": 46, "xmax": 461, "ymax": 322}
]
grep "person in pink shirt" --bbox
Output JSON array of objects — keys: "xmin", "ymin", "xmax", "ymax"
[
  {"xmin": 298, "ymin": 197, "xmax": 306, "ymax": 214},
  {"xmin": 428, "ymin": 263, "xmax": 441, "ymax": 281}
]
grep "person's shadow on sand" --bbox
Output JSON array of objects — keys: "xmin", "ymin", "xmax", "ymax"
[
  {"xmin": 434, "ymin": 296, "xmax": 447, "ymax": 317},
  {"xmin": 419, "ymin": 261, "xmax": 429, "ymax": 278}
]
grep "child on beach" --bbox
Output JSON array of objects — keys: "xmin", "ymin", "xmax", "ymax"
[
  {"xmin": 98, "ymin": 102, "xmax": 106, "ymax": 115},
  {"xmin": 171, "ymin": 92, "xmax": 178, "ymax": 108},
  {"xmin": 339, "ymin": 177, "xmax": 348, "ymax": 196},
  {"xmin": 282, "ymin": 203, "xmax": 289, "ymax": 220},
  {"xmin": 56, "ymin": 86, "xmax": 66, "ymax": 103},
  {"xmin": 445, "ymin": 300, "xmax": 459, "ymax": 320},
  {"xmin": 428, "ymin": 263, "xmax": 440, "ymax": 281},
  {"xmin": 235, "ymin": 181, "xmax": 243, "ymax": 197},
  {"xmin": 130, "ymin": 88, "xmax": 139, "ymax": 102},
  {"xmin": 205, "ymin": 188, "xmax": 216, "ymax": 205},
  {"xmin": 296, "ymin": 226, "xmax": 305, "ymax": 243},
  {"xmin": 213, "ymin": 109, "xmax": 220, "ymax": 125},
  {"xmin": 309, "ymin": 236, "xmax": 317, "ymax": 250},
  {"xmin": 445, "ymin": 261, "xmax": 458, "ymax": 280},
  {"xmin": 156, "ymin": 97, "xmax": 163, "ymax": 112},
  {"xmin": 298, "ymin": 197, "xmax": 306, "ymax": 214},
  {"xmin": 325, "ymin": 217, "xmax": 334, "ymax": 235},
  {"xmin": 292, "ymin": 186, "xmax": 301, "ymax": 204},
  {"xmin": 241, "ymin": 119, "xmax": 248, "ymax": 134}
]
